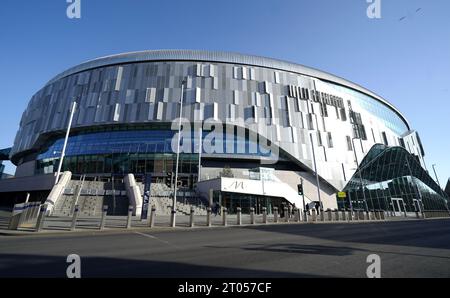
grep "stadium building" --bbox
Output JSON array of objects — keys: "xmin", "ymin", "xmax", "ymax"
[{"xmin": 0, "ymin": 50, "xmax": 448, "ymax": 216}]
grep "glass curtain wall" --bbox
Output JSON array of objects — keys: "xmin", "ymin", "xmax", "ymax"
[{"xmin": 342, "ymin": 144, "xmax": 449, "ymax": 213}]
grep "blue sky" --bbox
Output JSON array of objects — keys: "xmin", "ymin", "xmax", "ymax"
[{"xmin": 0, "ymin": 0, "xmax": 449, "ymax": 186}]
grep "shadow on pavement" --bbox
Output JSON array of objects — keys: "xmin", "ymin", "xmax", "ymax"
[{"xmin": 0, "ymin": 253, "xmax": 330, "ymax": 278}]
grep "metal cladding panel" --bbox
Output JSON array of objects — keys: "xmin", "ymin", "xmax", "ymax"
[{"xmin": 44, "ymin": 50, "xmax": 408, "ymax": 128}]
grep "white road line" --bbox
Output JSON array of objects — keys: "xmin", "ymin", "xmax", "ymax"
[{"xmin": 133, "ymin": 231, "xmax": 176, "ymax": 247}]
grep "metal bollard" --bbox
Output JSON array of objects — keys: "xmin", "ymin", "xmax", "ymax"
[
  {"xmin": 190, "ymin": 206, "xmax": 195, "ymax": 228},
  {"xmin": 35, "ymin": 204, "xmax": 48, "ymax": 232},
  {"xmin": 327, "ymin": 209, "xmax": 332, "ymax": 221},
  {"xmin": 341, "ymin": 210, "xmax": 346, "ymax": 221},
  {"xmin": 311, "ymin": 209, "xmax": 317, "ymax": 222},
  {"xmin": 262, "ymin": 207, "xmax": 267, "ymax": 224},
  {"xmin": 207, "ymin": 207, "xmax": 212, "ymax": 227},
  {"xmin": 303, "ymin": 209, "xmax": 308, "ymax": 222},
  {"xmin": 381, "ymin": 211, "xmax": 386, "ymax": 220},
  {"xmin": 365, "ymin": 211, "xmax": 369, "ymax": 221},
  {"xmin": 284, "ymin": 207, "xmax": 289, "ymax": 223},
  {"xmin": 347, "ymin": 210, "xmax": 352, "ymax": 221},
  {"xmin": 222, "ymin": 208, "xmax": 228, "ymax": 227},
  {"xmin": 334, "ymin": 209, "xmax": 340, "ymax": 221},
  {"xmin": 294, "ymin": 208, "xmax": 300, "ymax": 222},
  {"xmin": 70, "ymin": 205, "xmax": 80, "ymax": 231},
  {"xmin": 99, "ymin": 205, "xmax": 108, "ymax": 230},
  {"xmin": 126, "ymin": 205, "xmax": 133, "ymax": 229},
  {"xmin": 250, "ymin": 207, "xmax": 255, "ymax": 224},
  {"xmin": 236, "ymin": 207, "xmax": 242, "ymax": 225},
  {"xmin": 149, "ymin": 206, "xmax": 156, "ymax": 228},
  {"xmin": 319, "ymin": 209, "xmax": 324, "ymax": 222},
  {"xmin": 222, "ymin": 208, "xmax": 228, "ymax": 226},
  {"xmin": 273, "ymin": 207, "xmax": 279, "ymax": 223}
]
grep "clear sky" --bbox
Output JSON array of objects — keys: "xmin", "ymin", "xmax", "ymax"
[{"xmin": 0, "ymin": 0, "xmax": 449, "ymax": 186}]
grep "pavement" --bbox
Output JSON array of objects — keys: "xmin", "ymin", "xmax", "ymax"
[{"xmin": 1, "ymin": 218, "xmax": 450, "ymax": 277}]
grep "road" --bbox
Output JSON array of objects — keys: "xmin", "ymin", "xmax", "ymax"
[{"xmin": 0, "ymin": 219, "xmax": 450, "ymax": 278}]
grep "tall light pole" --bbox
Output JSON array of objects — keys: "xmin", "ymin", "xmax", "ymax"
[
  {"xmin": 432, "ymin": 164, "xmax": 450, "ymax": 212},
  {"xmin": 55, "ymin": 101, "xmax": 77, "ymax": 185},
  {"xmin": 432, "ymin": 164, "xmax": 441, "ymax": 188},
  {"xmin": 197, "ymin": 127, "xmax": 202, "ymax": 182},
  {"xmin": 171, "ymin": 79, "xmax": 186, "ymax": 227},
  {"xmin": 351, "ymin": 137, "xmax": 368, "ymax": 212},
  {"xmin": 309, "ymin": 132, "xmax": 323, "ymax": 218}
]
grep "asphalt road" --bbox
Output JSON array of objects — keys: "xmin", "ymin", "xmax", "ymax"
[{"xmin": 1, "ymin": 219, "xmax": 450, "ymax": 278}]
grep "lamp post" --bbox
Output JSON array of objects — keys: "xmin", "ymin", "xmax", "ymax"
[
  {"xmin": 309, "ymin": 132, "xmax": 323, "ymax": 217},
  {"xmin": 432, "ymin": 164, "xmax": 441, "ymax": 188},
  {"xmin": 432, "ymin": 164, "xmax": 450, "ymax": 212},
  {"xmin": 171, "ymin": 79, "xmax": 187, "ymax": 228},
  {"xmin": 55, "ymin": 100, "xmax": 77, "ymax": 185},
  {"xmin": 351, "ymin": 137, "xmax": 369, "ymax": 212},
  {"xmin": 197, "ymin": 127, "xmax": 202, "ymax": 182}
]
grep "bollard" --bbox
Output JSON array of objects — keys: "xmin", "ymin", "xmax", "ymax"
[
  {"xmin": 126, "ymin": 205, "xmax": 133, "ymax": 229},
  {"xmin": 236, "ymin": 207, "xmax": 242, "ymax": 225},
  {"xmin": 250, "ymin": 207, "xmax": 255, "ymax": 224},
  {"xmin": 327, "ymin": 209, "xmax": 332, "ymax": 221},
  {"xmin": 284, "ymin": 207, "xmax": 289, "ymax": 223},
  {"xmin": 149, "ymin": 206, "xmax": 156, "ymax": 228},
  {"xmin": 347, "ymin": 210, "xmax": 352, "ymax": 221},
  {"xmin": 70, "ymin": 205, "xmax": 80, "ymax": 231},
  {"xmin": 207, "ymin": 207, "xmax": 212, "ymax": 227},
  {"xmin": 319, "ymin": 209, "xmax": 324, "ymax": 222},
  {"xmin": 381, "ymin": 211, "xmax": 386, "ymax": 220},
  {"xmin": 35, "ymin": 204, "xmax": 48, "ymax": 232},
  {"xmin": 311, "ymin": 209, "xmax": 317, "ymax": 222},
  {"xmin": 99, "ymin": 205, "xmax": 108, "ymax": 230},
  {"xmin": 415, "ymin": 211, "xmax": 419, "ymax": 219},
  {"xmin": 294, "ymin": 208, "xmax": 300, "ymax": 222},
  {"xmin": 262, "ymin": 207, "xmax": 267, "ymax": 224},
  {"xmin": 365, "ymin": 211, "xmax": 369, "ymax": 221},
  {"xmin": 190, "ymin": 206, "xmax": 195, "ymax": 228},
  {"xmin": 222, "ymin": 207, "xmax": 228, "ymax": 226},
  {"xmin": 303, "ymin": 209, "xmax": 308, "ymax": 222},
  {"xmin": 341, "ymin": 210, "xmax": 346, "ymax": 221},
  {"xmin": 273, "ymin": 207, "xmax": 279, "ymax": 223},
  {"xmin": 334, "ymin": 209, "xmax": 340, "ymax": 221},
  {"xmin": 9, "ymin": 203, "xmax": 25, "ymax": 230}
]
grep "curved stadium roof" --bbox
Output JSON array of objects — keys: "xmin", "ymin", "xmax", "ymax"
[{"xmin": 45, "ymin": 49, "xmax": 410, "ymax": 129}]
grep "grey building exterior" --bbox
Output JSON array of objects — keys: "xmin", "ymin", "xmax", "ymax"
[{"xmin": 4, "ymin": 50, "xmax": 448, "ymax": 212}]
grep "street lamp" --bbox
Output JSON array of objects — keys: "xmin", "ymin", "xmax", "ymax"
[
  {"xmin": 309, "ymin": 131, "xmax": 323, "ymax": 220},
  {"xmin": 432, "ymin": 164, "xmax": 450, "ymax": 212},
  {"xmin": 351, "ymin": 137, "xmax": 369, "ymax": 212},
  {"xmin": 171, "ymin": 79, "xmax": 187, "ymax": 227}
]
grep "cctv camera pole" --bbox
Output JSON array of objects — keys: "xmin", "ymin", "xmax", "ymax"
[
  {"xmin": 55, "ymin": 101, "xmax": 77, "ymax": 185},
  {"xmin": 171, "ymin": 80, "xmax": 186, "ymax": 227}
]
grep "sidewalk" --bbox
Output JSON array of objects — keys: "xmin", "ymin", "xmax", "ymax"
[{"xmin": 1, "ymin": 213, "xmax": 437, "ymax": 237}]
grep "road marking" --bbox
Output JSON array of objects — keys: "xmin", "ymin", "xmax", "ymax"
[{"xmin": 133, "ymin": 231, "xmax": 176, "ymax": 247}]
